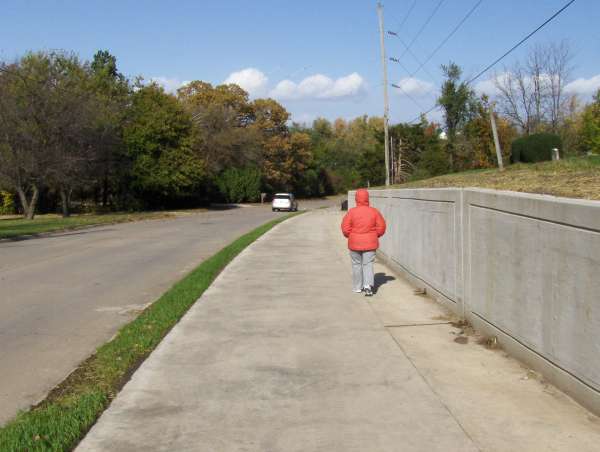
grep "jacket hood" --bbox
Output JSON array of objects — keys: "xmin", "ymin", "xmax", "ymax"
[{"xmin": 355, "ymin": 189, "xmax": 370, "ymax": 207}]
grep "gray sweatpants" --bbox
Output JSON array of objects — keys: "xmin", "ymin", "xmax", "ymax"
[{"xmin": 350, "ymin": 250, "xmax": 375, "ymax": 291}]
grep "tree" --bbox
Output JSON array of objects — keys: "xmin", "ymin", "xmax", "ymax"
[
  {"xmin": 357, "ymin": 144, "xmax": 385, "ymax": 186},
  {"xmin": 91, "ymin": 50, "xmax": 119, "ymax": 80},
  {"xmin": 262, "ymin": 132, "xmax": 312, "ymax": 192},
  {"xmin": 179, "ymin": 81, "xmax": 260, "ymax": 173},
  {"xmin": 414, "ymin": 141, "xmax": 449, "ymax": 179},
  {"xmin": 251, "ymin": 98, "xmax": 289, "ymax": 136},
  {"xmin": 0, "ymin": 61, "xmax": 46, "ymax": 218},
  {"xmin": 178, "ymin": 81, "xmax": 253, "ymax": 127},
  {"xmin": 561, "ymin": 96, "xmax": 586, "ymax": 156},
  {"xmin": 494, "ymin": 41, "xmax": 573, "ymax": 135},
  {"xmin": 437, "ymin": 62, "xmax": 476, "ymax": 169},
  {"xmin": 89, "ymin": 50, "xmax": 129, "ymax": 207},
  {"xmin": 299, "ymin": 115, "xmax": 387, "ymax": 193},
  {"xmin": 459, "ymin": 97, "xmax": 515, "ymax": 169},
  {"xmin": 123, "ymin": 83, "xmax": 205, "ymax": 207},
  {"xmin": 43, "ymin": 53, "xmax": 99, "ymax": 217},
  {"xmin": 216, "ymin": 167, "xmax": 261, "ymax": 203},
  {"xmin": 580, "ymin": 90, "xmax": 600, "ymax": 154},
  {"xmin": 546, "ymin": 41, "xmax": 573, "ymax": 131},
  {"xmin": 311, "ymin": 117, "xmax": 334, "ymax": 142},
  {"xmin": 0, "ymin": 52, "xmax": 95, "ymax": 218},
  {"xmin": 390, "ymin": 119, "xmax": 444, "ymax": 181}
]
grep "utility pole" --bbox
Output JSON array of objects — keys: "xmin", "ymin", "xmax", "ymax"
[
  {"xmin": 390, "ymin": 136, "xmax": 394, "ymax": 184},
  {"xmin": 489, "ymin": 103, "xmax": 504, "ymax": 171},
  {"xmin": 377, "ymin": 1, "xmax": 390, "ymax": 186},
  {"xmin": 398, "ymin": 137, "xmax": 403, "ymax": 182}
]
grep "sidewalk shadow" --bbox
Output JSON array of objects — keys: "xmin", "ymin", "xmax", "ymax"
[{"xmin": 374, "ymin": 272, "xmax": 395, "ymax": 293}]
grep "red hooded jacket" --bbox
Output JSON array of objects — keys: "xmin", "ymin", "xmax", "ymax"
[{"xmin": 341, "ymin": 189, "xmax": 386, "ymax": 251}]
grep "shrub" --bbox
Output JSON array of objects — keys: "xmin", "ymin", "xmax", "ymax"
[
  {"xmin": 580, "ymin": 90, "xmax": 600, "ymax": 155},
  {"xmin": 216, "ymin": 167, "xmax": 261, "ymax": 203},
  {"xmin": 295, "ymin": 169, "xmax": 321, "ymax": 197},
  {"xmin": 511, "ymin": 133, "xmax": 562, "ymax": 163},
  {"xmin": 416, "ymin": 143, "xmax": 450, "ymax": 178},
  {"xmin": 0, "ymin": 191, "xmax": 16, "ymax": 215},
  {"xmin": 409, "ymin": 168, "xmax": 434, "ymax": 181},
  {"xmin": 358, "ymin": 146, "xmax": 386, "ymax": 187}
]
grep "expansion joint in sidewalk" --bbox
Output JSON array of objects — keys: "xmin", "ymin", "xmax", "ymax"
[{"xmin": 383, "ymin": 322, "xmax": 453, "ymax": 328}]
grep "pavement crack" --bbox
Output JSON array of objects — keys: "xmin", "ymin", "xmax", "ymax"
[
  {"xmin": 384, "ymin": 321, "xmax": 452, "ymax": 328},
  {"xmin": 382, "ymin": 326, "xmax": 484, "ymax": 452},
  {"xmin": 364, "ymin": 296, "xmax": 483, "ymax": 451}
]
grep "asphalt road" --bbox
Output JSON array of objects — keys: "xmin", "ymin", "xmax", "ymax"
[{"xmin": 0, "ymin": 199, "xmax": 339, "ymax": 425}]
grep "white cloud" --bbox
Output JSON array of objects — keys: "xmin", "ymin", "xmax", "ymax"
[
  {"xmin": 270, "ymin": 72, "xmax": 366, "ymax": 100},
  {"xmin": 270, "ymin": 79, "xmax": 298, "ymax": 99},
  {"xmin": 223, "ymin": 68, "xmax": 268, "ymax": 97},
  {"xmin": 298, "ymin": 74, "xmax": 336, "ymax": 98},
  {"xmin": 474, "ymin": 72, "xmax": 514, "ymax": 96},
  {"xmin": 327, "ymin": 73, "xmax": 366, "ymax": 98},
  {"xmin": 474, "ymin": 78, "xmax": 499, "ymax": 96},
  {"xmin": 151, "ymin": 77, "xmax": 190, "ymax": 93},
  {"xmin": 565, "ymin": 75, "xmax": 600, "ymax": 96},
  {"xmin": 394, "ymin": 77, "xmax": 434, "ymax": 96}
]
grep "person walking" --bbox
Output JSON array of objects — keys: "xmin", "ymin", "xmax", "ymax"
[{"xmin": 341, "ymin": 189, "xmax": 386, "ymax": 297}]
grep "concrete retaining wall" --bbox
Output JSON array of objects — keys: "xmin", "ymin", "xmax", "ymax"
[{"xmin": 348, "ymin": 188, "xmax": 600, "ymax": 414}]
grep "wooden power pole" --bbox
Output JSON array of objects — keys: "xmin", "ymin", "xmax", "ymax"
[
  {"xmin": 390, "ymin": 136, "xmax": 394, "ymax": 184},
  {"xmin": 377, "ymin": 2, "xmax": 390, "ymax": 186},
  {"xmin": 490, "ymin": 103, "xmax": 504, "ymax": 171}
]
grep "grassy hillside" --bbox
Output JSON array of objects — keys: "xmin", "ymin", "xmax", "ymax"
[{"xmin": 386, "ymin": 156, "xmax": 600, "ymax": 201}]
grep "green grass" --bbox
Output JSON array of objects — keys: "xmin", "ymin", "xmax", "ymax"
[
  {"xmin": 386, "ymin": 155, "xmax": 600, "ymax": 200},
  {"xmin": 0, "ymin": 213, "xmax": 299, "ymax": 452},
  {"xmin": 0, "ymin": 211, "xmax": 192, "ymax": 240}
]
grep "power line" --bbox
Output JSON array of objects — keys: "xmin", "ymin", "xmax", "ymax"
[
  {"xmin": 406, "ymin": 0, "xmax": 578, "ymax": 124},
  {"xmin": 408, "ymin": 104, "xmax": 442, "ymax": 125},
  {"xmin": 412, "ymin": 0, "xmax": 484, "ymax": 79},
  {"xmin": 397, "ymin": 0, "xmax": 417, "ymax": 31},
  {"xmin": 389, "ymin": 54, "xmax": 440, "ymax": 106},
  {"xmin": 465, "ymin": 0, "xmax": 577, "ymax": 85},
  {"xmin": 390, "ymin": 82, "xmax": 427, "ymax": 111},
  {"xmin": 387, "ymin": 31, "xmax": 438, "ymax": 83},
  {"xmin": 399, "ymin": 0, "xmax": 446, "ymax": 60},
  {"xmin": 385, "ymin": 3, "xmax": 446, "ymax": 105},
  {"xmin": 387, "ymin": 0, "xmax": 482, "ymax": 101},
  {"xmin": 388, "ymin": 56, "xmax": 413, "ymax": 80}
]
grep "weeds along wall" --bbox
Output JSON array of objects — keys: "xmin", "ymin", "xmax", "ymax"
[{"xmin": 348, "ymin": 188, "xmax": 600, "ymax": 414}]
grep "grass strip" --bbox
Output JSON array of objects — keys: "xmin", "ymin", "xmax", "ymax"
[
  {"xmin": 0, "ymin": 212, "xmax": 299, "ymax": 451},
  {"xmin": 0, "ymin": 210, "xmax": 202, "ymax": 240}
]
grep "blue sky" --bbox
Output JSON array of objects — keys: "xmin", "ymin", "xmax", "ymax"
[{"xmin": 1, "ymin": 0, "xmax": 598, "ymax": 124}]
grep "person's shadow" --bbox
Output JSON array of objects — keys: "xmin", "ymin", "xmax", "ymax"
[{"xmin": 374, "ymin": 272, "xmax": 395, "ymax": 293}]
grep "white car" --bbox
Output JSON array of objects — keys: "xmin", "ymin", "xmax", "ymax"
[{"xmin": 272, "ymin": 193, "xmax": 298, "ymax": 212}]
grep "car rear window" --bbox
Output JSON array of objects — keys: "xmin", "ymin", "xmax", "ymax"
[{"xmin": 274, "ymin": 195, "xmax": 291, "ymax": 199}]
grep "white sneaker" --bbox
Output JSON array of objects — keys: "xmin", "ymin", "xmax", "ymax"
[
  {"xmin": 352, "ymin": 288, "xmax": 362, "ymax": 293},
  {"xmin": 364, "ymin": 286, "xmax": 373, "ymax": 297}
]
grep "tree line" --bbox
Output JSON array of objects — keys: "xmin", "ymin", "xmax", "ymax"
[
  {"xmin": 1, "ymin": 43, "xmax": 599, "ymax": 219},
  {"xmin": 0, "ymin": 50, "xmax": 320, "ymax": 218}
]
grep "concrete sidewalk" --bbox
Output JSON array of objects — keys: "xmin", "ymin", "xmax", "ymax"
[{"xmin": 77, "ymin": 209, "xmax": 600, "ymax": 452}]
